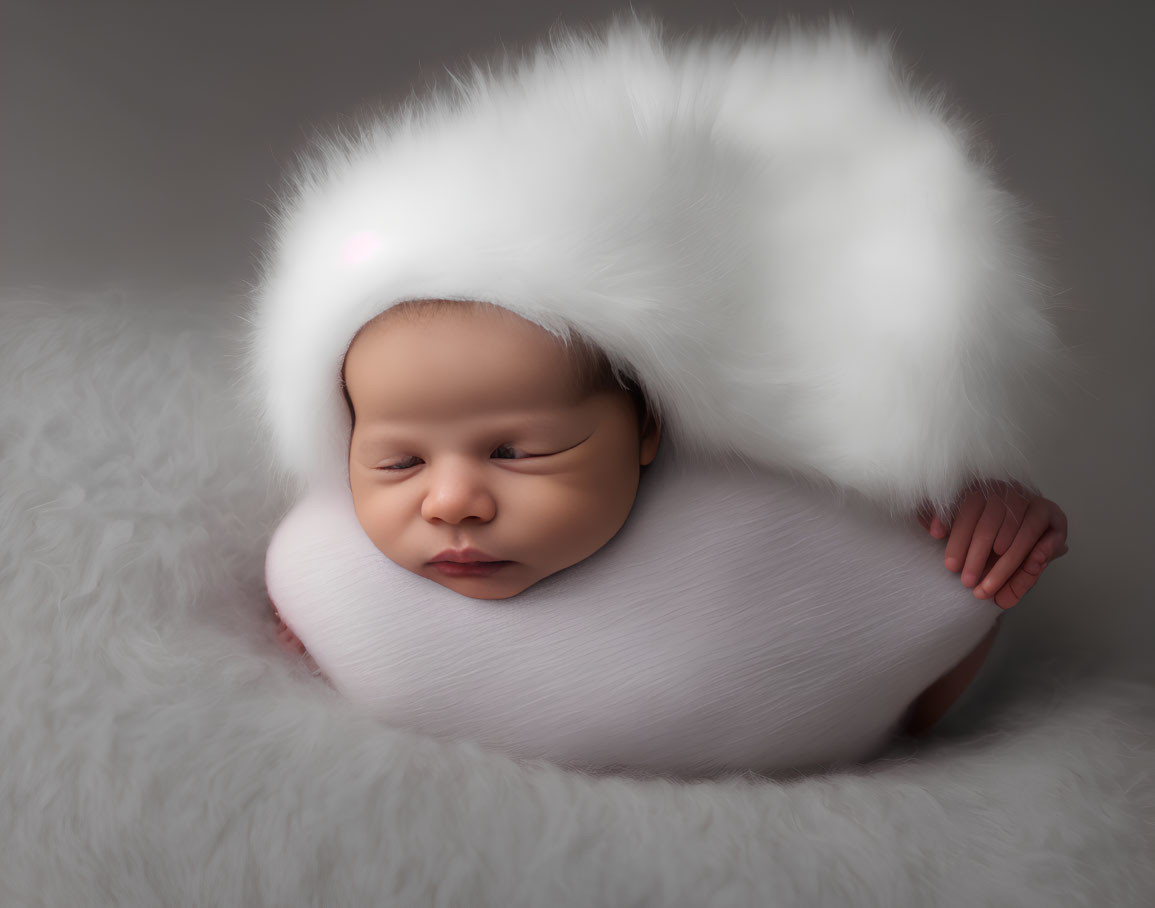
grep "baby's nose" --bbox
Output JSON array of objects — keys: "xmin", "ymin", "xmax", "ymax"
[{"xmin": 420, "ymin": 461, "xmax": 497, "ymax": 525}]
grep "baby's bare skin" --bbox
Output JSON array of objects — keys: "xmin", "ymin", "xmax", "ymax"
[
  {"xmin": 904, "ymin": 480, "xmax": 1069, "ymax": 736},
  {"xmin": 271, "ymin": 597, "xmax": 318, "ymax": 673},
  {"xmin": 343, "ymin": 301, "xmax": 659, "ymax": 601},
  {"xmin": 905, "ymin": 619, "xmax": 1002, "ymax": 736}
]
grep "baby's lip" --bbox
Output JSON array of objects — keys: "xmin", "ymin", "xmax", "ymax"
[{"xmin": 429, "ymin": 547, "xmax": 508, "ymax": 564}]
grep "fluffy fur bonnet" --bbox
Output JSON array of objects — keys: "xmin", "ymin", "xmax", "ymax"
[{"xmin": 247, "ymin": 13, "xmax": 1065, "ymax": 518}]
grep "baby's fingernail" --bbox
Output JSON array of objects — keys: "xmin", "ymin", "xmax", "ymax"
[
  {"xmin": 961, "ymin": 572, "xmax": 977, "ymax": 587},
  {"xmin": 945, "ymin": 557, "xmax": 962, "ymax": 572}
]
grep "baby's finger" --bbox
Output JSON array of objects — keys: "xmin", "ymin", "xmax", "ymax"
[
  {"xmin": 1047, "ymin": 504, "xmax": 1068, "ymax": 554},
  {"xmin": 277, "ymin": 628, "xmax": 306, "ymax": 656},
  {"xmin": 1044, "ymin": 494, "xmax": 1067, "ymax": 559},
  {"xmin": 974, "ymin": 500, "xmax": 1052, "ymax": 597},
  {"xmin": 993, "ymin": 582, "xmax": 1019, "ymax": 609},
  {"xmin": 960, "ymin": 497, "xmax": 1006, "ymax": 588},
  {"xmin": 916, "ymin": 503, "xmax": 950, "ymax": 539},
  {"xmin": 944, "ymin": 490, "xmax": 987, "ymax": 572},
  {"xmin": 1026, "ymin": 527, "xmax": 1067, "ymax": 571},
  {"xmin": 916, "ymin": 504, "xmax": 933, "ymax": 533},
  {"xmin": 992, "ymin": 568, "xmax": 1035, "ymax": 609},
  {"xmin": 990, "ymin": 538, "xmax": 1044, "ymax": 608},
  {"xmin": 1000, "ymin": 564, "xmax": 1044, "ymax": 609},
  {"xmin": 992, "ymin": 485, "xmax": 1030, "ymax": 555}
]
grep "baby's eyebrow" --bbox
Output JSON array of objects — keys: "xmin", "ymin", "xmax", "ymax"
[
  {"xmin": 348, "ymin": 423, "xmax": 413, "ymax": 454},
  {"xmin": 353, "ymin": 411, "xmax": 580, "ymax": 446}
]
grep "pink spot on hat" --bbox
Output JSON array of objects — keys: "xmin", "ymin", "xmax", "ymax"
[{"xmin": 341, "ymin": 231, "xmax": 382, "ymax": 265}]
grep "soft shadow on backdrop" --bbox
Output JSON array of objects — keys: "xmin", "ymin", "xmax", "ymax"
[{"xmin": 4, "ymin": 0, "xmax": 1152, "ymax": 670}]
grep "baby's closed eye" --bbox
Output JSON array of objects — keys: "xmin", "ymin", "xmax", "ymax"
[
  {"xmin": 378, "ymin": 445, "xmax": 538, "ymax": 470},
  {"xmin": 491, "ymin": 444, "xmax": 535, "ymax": 460},
  {"xmin": 378, "ymin": 455, "xmax": 423, "ymax": 471}
]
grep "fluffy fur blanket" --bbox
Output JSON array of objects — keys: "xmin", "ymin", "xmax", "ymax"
[{"xmin": 2, "ymin": 291, "xmax": 1153, "ymax": 906}]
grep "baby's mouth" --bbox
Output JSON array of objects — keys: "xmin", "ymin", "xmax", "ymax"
[
  {"xmin": 427, "ymin": 560, "xmax": 514, "ymax": 578},
  {"xmin": 427, "ymin": 547, "xmax": 514, "ymax": 578},
  {"xmin": 429, "ymin": 546, "xmax": 504, "ymax": 564}
]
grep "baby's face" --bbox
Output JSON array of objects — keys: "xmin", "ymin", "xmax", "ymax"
[{"xmin": 344, "ymin": 302, "xmax": 659, "ymax": 600}]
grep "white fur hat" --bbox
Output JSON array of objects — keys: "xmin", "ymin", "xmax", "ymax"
[{"xmin": 246, "ymin": 13, "xmax": 1066, "ymax": 517}]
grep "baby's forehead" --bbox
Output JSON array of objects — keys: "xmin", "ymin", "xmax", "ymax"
[
  {"xmin": 349, "ymin": 300, "xmax": 612, "ymax": 395},
  {"xmin": 357, "ymin": 299, "xmax": 561, "ymax": 346}
]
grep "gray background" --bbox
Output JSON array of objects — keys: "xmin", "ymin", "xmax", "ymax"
[{"xmin": 4, "ymin": 0, "xmax": 1151, "ymax": 670}]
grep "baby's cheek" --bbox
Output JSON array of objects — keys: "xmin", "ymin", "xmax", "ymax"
[
  {"xmin": 350, "ymin": 484, "xmax": 407, "ymax": 555},
  {"xmin": 529, "ymin": 477, "xmax": 635, "ymax": 564}
]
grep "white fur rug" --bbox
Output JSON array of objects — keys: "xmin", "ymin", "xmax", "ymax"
[{"xmin": 3, "ymin": 291, "xmax": 1153, "ymax": 906}]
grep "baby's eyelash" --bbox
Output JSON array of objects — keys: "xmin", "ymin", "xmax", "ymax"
[
  {"xmin": 491, "ymin": 444, "xmax": 531, "ymax": 460},
  {"xmin": 382, "ymin": 456, "xmax": 422, "ymax": 471},
  {"xmin": 378, "ymin": 446, "xmax": 535, "ymax": 470}
]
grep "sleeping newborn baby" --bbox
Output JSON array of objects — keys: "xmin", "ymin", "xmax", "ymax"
[
  {"xmin": 341, "ymin": 297, "xmax": 659, "ymax": 601},
  {"xmin": 271, "ymin": 296, "xmax": 1067, "ymax": 738},
  {"xmin": 256, "ymin": 19, "xmax": 1073, "ymax": 776}
]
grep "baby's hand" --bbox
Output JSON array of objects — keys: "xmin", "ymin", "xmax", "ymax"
[
  {"xmin": 269, "ymin": 595, "xmax": 320, "ymax": 672},
  {"xmin": 275, "ymin": 614, "xmax": 307, "ymax": 657},
  {"xmin": 917, "ymin": 481, "xmax": 1069, "ymax": 610}
]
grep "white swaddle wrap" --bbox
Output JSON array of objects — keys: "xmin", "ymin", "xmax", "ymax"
[
  {"xmin": 248, "ymin": 16, "xmax": 1066, "ymax": 777},
  {"xmin": 267, "ymin": 453, "xmax": 1001, "ymax": 778}
]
